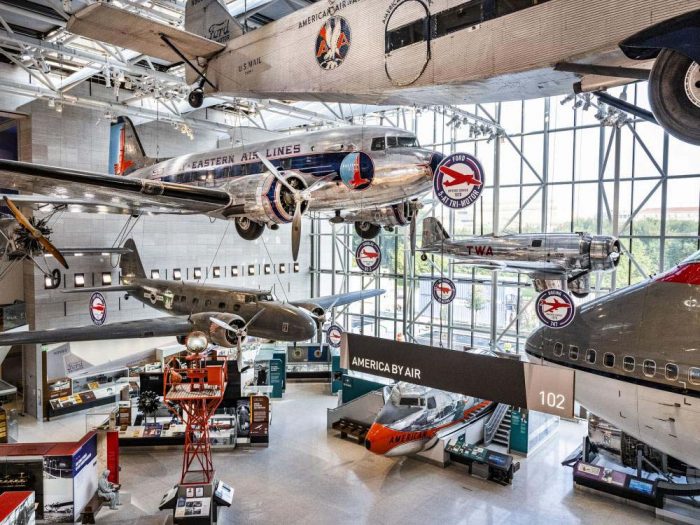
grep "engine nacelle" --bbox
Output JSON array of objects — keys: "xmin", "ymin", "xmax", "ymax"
[
  {"xmin": 292, "ymin": 302, "xmax": 325, "ymax": 326},
  {"xmin": 190, "ymin": 312, "xmax": 246, "ymax": 348},
  {"xmin": 342, "ymin": 201, "xmax": 415, "ymax": 228},
  {"xmin": 586, "ymin": 235, "xmax": 621, "ymax": 272},
  {"xmin": 222, "ymin": 171, "xmax": 308, "ymax": 225}
]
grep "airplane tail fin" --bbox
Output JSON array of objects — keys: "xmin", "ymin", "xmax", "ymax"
[
  {"xmin": 109, "ymin": 117, "xmax": 155, "ymax": 176},
  {"xmin": 421, "ymin": 217, "xmax": 450, "ymax": 248},
  {"xmin": 120, "ymin": 239, "xmax": 146, "ymax": 280},
  {"xmin": 185, "ymin": 0, "xmax": 243, "ymax": 45}
]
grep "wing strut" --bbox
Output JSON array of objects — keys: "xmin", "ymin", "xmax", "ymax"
[{"xmin": 159, "ymin": 33, "xmax": 217, "ymax": 91}]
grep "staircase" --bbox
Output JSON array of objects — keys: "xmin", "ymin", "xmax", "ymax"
[{"xmin": 492, "ymin": 407, "xmax": 513, "ymax": 448}]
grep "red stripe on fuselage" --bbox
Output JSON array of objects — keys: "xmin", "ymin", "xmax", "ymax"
[{"xmin": 656, "ymin": 262, "xmax": 700, "ymax": 285}]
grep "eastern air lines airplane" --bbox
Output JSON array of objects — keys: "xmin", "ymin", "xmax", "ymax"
[
  {"xmin": 0, "ymin": 118, "xmax": 445, "ymax": 261},
  {"xmin": 64, "ymin": 0, "xmax": 700, "ymax": 145}
]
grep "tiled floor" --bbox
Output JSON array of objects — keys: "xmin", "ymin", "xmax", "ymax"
[{"xmin": 18, "ymin": 383, "xmax": 668, "ymax": 524}]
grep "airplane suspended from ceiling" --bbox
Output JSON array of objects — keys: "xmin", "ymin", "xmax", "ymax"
[
  {"xmin": 0, "ymin": 118, "xmax": 445, "ymax": 260},
  {"xmin": 64, "ymin": 0, "xmax": 700, "ymax": 145}
]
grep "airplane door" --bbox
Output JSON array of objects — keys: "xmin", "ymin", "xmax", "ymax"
[{"xmin": 384, "ymin": 0, "xmax": 431, "ymax": 87}]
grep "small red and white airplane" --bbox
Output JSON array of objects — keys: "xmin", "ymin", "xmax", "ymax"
[
  {"xmin": 540, "ymin": 298, "xmax": 573, "ymax": 314},
  {"xmin": 439, "ymin": 165, "xmax": 483, "ymax": 188}
]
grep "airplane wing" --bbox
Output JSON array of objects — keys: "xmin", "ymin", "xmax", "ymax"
[
  {"xmin": 0, "ymin": 317, "xmax": 194, "ymax": 346},
  {"xmin": 56, "ymin": 248, "xmax": 132, "ymax": 256},
  {"xmin": 290, "ymin": 289, "xmax": 385, "ymax": 311},
  {"xmin": 0, "ymin": 160, "xmax": 232, "ymax": 217},
  {"xmin": 67, "ymin": 3, "xmax": 225, "ymax": 62}
]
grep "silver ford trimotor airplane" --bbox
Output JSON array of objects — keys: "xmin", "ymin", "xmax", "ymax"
[
  {"xmin": 65, "ymin": 0, "xmax": 700, "ymax": 145},
  {"xmin": 526, "ymin": 250, "xmax": 700, "ymax": 468},
  {"xmin": 0, "ymin": 239, "xmax": 384, "ymax": 358},
  {"xmin": 420, "ymin": 217, "xmax": 621, "ymax": 297},
  {"xmin": 0, "ymin": 119, "xmax": 444, "ymax": 260}
]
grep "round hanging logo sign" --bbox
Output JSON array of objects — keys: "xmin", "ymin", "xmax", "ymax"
[
  {"xmin": 432, "ymin": 278, "xmax": 456, "ymax": 304},
  {"xmin": 89, "ymin": 292, "xmax": 107, "ymax": 326},
  {"xmin": 355, "ymin": 240, "xmax": 381, "ymax": 272},
  {"xmin": 339, "ymin": 152, "xmax": 374, "ymax": 191},
  {"xmin": 315, "ymin": 16, "xmax": 351, "ymax": 70},
  {"xmin": 326, "ymin": 323, "xmax": 344, "ymax": 348},
  {"xmin": 535, "ymin": 289, "xmax": 575, "ymax": 328},
  {"xmin": 433, "ymin": 153, "xmax": 484, "ymax": 209}
]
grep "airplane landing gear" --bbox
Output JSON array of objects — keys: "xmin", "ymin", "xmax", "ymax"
[
  {"xmin": 188, "ymin": 88, "xmax": 204, "ymax": 109},
  {"xmin": 649, "ymin": 49, "xmax": 700, "ymax": 145},
  {"xmin": 420, "ymin": 253, "xmax": 428, "ymax": 262},
  {"xmin": 235, "ymin": 217, "xmax": 265, "ymax": 240},
  {"xmin": 355, "ymin": 221, "xmax": 381, "ymax": 239}
]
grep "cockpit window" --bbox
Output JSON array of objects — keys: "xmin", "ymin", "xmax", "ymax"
[
  {"xmin": 371, "ymin": 137, "xmax": 385, "ymax": 151},
  {"xmin": 257, "ymin": 293, "xmax": 273, "ymax": 302},
  {"xmin": 386, "ymin": 135, "xmax": 418, "ymax": 148}
]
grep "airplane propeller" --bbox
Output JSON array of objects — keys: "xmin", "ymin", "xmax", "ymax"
[
  {"xmin": 257, "ymin": 153, "xmax": 335, "ymax": 262},
  {"xmin": 3, "ymin": 196, "xmax": 69, "ymax": 269},
  {"xmin": 210, "ymin": 308, "xmax": 266, "ymax": 371}
]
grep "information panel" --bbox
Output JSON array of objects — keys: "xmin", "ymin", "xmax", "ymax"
[{"xmin": 341, "ymin": 333, "xmax": 574, "ymax": 418}]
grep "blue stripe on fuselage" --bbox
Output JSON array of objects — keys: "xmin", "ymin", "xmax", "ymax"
[{"xmin": 157, "ymin": 153, "xmax": 348, "ymax": 185}]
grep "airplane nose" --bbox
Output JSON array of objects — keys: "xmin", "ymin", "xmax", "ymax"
[
  {"xmin": 525, "ymin": 326, "xmax": 546, "ymax": 359},
  {"xmin": 364, "ymin": 439, "xmax": 371, "ymax": 450},
  {"xmin": 429, "ymin": 151, "xmax": 445, "ymax": 176}
]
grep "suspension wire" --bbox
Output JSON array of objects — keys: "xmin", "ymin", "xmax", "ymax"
[
  {"xmin": 111, "ymin": 215, "xmax": 142, "ymax": 269},
  {"xmin": 261, "ymin": 235, "xmax": 289, "ymax": 303},
  {"xmin": 187, "ymin": 221, "xmax": 231, "ymax": 320}
]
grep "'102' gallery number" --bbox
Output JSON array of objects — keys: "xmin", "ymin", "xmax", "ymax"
[{"xmin": 539, "ymin": 391, "xmax": 566, "ymax": 410}]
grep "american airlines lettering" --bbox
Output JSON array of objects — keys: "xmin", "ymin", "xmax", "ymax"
[
  {"xmin": 297, "ymin": 0, "xmax": 362, "ymax": 29},
  {"xmin": 351, "ymin": 356, "xmax": 421, "ymax": 379}
]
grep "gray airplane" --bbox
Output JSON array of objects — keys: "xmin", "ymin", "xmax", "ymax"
[
  {"xmin": 526, "ymin": 250, "xmax": 700, "ymax": 468},
  {"xmin": 65, "ymin": 0, "xmax": 700, "ymax": 145},
  {"xmin": 0, "ymin": 119, "xmax": 443, "ymax": 261},
  {"xmin": 420, "ymin": 217, "xmax": 621, "ymax": 298},
  {"xmin": 0, "ymin": 239, "xmax": 384, "ymax": 357}
]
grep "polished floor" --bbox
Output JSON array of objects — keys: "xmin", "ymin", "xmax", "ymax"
[{"xmin": 19, "ymin": 383, "xmax": 665, "ymax": 524}]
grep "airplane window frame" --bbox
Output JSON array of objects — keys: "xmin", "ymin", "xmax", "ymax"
[
  {"xmin": 665, "ymin": 363, "xmax": 679, "ymax": 381},
  {"xmin": 371, "ymin": 137, "xmax": 385, "ymax": 151},
  {"xmin": 603, "ymin": 353, "xmax": 615, "ymax": 368},
  {"xmin": 689, "ymin": 367, "xmax": 700, "ymax": 385},
  {"xmin": 427, "ymin": 397, "xmax": 437, "ymax": 410},
  {"xmin": 553, "ymin": 342, "xmax": 563, "ymax": 357},
  {"xmin": 568, "ymin": 345, "xmax": 579, "ymax": 360},
  {"xmin": 643, "ymin": 359, "xmax": 656, "ymax": 377},
  {"xmin": 623, "ymin": 356, "xmax": 635, "ymax": 372},
  {"xmin": 585, "ymin": 349, "xmax": 596, "ymax": 364},
  {"xmin": 218, "ymin": 302, "xmax": 226, "ymax": 310}
]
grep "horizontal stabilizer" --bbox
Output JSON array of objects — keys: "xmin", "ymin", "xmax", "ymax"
[
  {"xmin": 67, "ymin": 3, "xmax": 225, "ymax": 63},
  {"xmin": 58, "ymin": 248, "xmax": 131, "ymax": 257}
]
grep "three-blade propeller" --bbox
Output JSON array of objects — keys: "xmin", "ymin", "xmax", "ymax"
[
  {"xmin": 256, "ymin": 152, "xmax": 335, "ymax": 262},
  {"xmin": 209, "ymin": 308, "xmax": 266, "ymax": 371}
]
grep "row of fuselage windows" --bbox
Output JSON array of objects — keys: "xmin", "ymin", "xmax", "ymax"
[
  {"xmin": 552, "ymin": 342, "xmax": 700, "ymax": 386},
  {"xmin": 385, "ymin": 0, "xmax": 552, "ymax": 53}
]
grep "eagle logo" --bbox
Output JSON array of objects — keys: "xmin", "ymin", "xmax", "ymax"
[{"xmin": 315, "ymin": 16, "xmax": 351, "ymax": 70}]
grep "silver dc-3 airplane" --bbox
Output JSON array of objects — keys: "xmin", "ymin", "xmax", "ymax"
[
  {"xmin": 420, "ymin": 217, "xmax": 621, "ymax": 298},
  {"xmin": 526, "ymin": 249, "xmax": 700, "ymax": 468},
  {"xmin": 0, "ymin": 239, "xmax": 385, "ymax": 368},
  {"xmin": 0, "ymin": 118, "xmax": 446, "ymax": 261},
  {"xmin": 64, "ymin": 0, "xmax": 700, "ymax": 145}
]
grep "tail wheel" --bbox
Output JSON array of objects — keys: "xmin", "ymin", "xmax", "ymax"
[
  {"xmin": 188, "ymin": 88, "xmax": 204, "ymax": 109},
  {"xmin": 354, "ymin": 221, "xmax": 381, "ymax": 239},
  {"xmin": 235, "ymin": 217, "xmax": 265, "ymax": 240},
  {"xmin": 649, "ymin": 48, "xmax": 700, "ymax": 145}
]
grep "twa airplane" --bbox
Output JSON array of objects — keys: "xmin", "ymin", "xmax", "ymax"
[
  {"xmin": 364, "ymin": 382, "xmax": 494, "ymax": 457},
  {"xmin": 526, "ymin": 250, "xmax": 700, "ymax": 468},
  {"xmin": 420, "ymin": 217, "xmax": 621, "ymax": 298},
  {"xmin": 0, "ymin": 119, "xmax": 446, "ymax": 261},
  {"xmin": 65, "ymin": 0, "xmax": 700, "ymax": 145}
]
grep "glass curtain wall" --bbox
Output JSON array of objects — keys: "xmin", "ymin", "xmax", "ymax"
[{"xmin": 310, "ymin": 83, "xmax": 700, "ymax": 352}]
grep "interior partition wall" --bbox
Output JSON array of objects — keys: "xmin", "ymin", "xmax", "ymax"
[{"xmin": 310, "ymin": 83, "xmax": 700, "ymax": 352}]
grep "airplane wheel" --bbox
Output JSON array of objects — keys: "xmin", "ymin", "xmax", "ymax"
[
  {"xmin": 235, "ymin": 217, "xmax": 265, "ymax": 240},
  {"xmin": 355, "ymin": 221, "xmax": 381, "ymax": 239},
  {"xmin": 188, "ymin": 88, "xmax": 204, "ymax": 109},
  {"xmin": 649, "ymin": 49, "xmax": 700, "ymax": 145},
  {"xmin": 420, "ymin": 253, "xmax": 428, "ymax": 262},
  {"xmin": 570, "ymin": 290, "xmax": 589, "ymax": 299}
]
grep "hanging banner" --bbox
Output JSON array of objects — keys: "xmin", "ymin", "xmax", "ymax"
[
  {"xmin": 433, "ymin": 153, "xmax": 484, "ymax": 209},
  {"xmin": 355, "ymin": 240, "xmax": 381, "ymax": 272},
  {"xmin": 432, "ymin": 278, "xmax": 456, "ymax": 304},
  {"xmin": 535, "ymin": 289, "xmax": 576, "ymax": 328}
]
